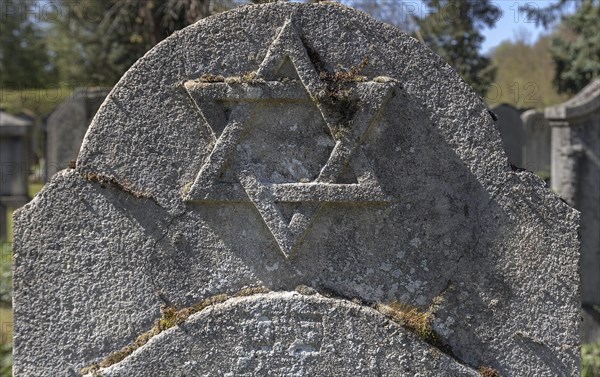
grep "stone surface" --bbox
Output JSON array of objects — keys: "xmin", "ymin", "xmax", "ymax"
[
  {"xmin": 521, "ymin": 109, "xmax": 551, "ymax": 176},
  {"xmin": 87, "ymin": 292, "xmax": 480, "ymax": 376},
  {"xmin": 14, "ymin": 3, "xmax": 581, "ymax": 376},
  {"xmin": 491, "ymin": 103, "xmax": 526, "ymax": 167},
  {"xmin": 45, "ymin": 87, "xmax": 110, "ymax": 180},
  {"xmin": 0, "ymin": 111, "xmax": 32, "ymax": 239},
  {"xmin": 546, "ymin": 77, "xmax": 600, "ymax": 342}
]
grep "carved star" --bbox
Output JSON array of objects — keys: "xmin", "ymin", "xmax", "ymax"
[{"xmin": 184, "ymin": 20, "xmax": 396, "ymax": 258}]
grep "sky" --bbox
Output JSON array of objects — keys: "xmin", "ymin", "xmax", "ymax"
[
  {"xmin": 30, "ymin": 0, "xmax": 576, "ymax": 56},
  {"xmin": 336, "ymin": 0, "xmax": 578, "ymax": 55},
  {"xmin": 477, "ymin": 0, "xmax": 576, "ymax": 54}
]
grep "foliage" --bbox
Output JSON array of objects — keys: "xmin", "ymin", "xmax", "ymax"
[
  {"xmin": 415, "ymin": 0, "xmax": 500, "ymax": 96},
  {"xmin": 0, "ymin": 257, "xmax": 11, "ymax": 306},
  {"xmin": 0, "ymin": 343, "xmax": 11, "ymax": 377},
  {"xmin": 583, "ymin": 338, "xmax": 600, "ymax": 377},
  {"xmin": 0, "ymin": 0, "xmax": 57, "ymax": 89},
  {"xmin": 50, "ymin": 0, "xmax": 237, "ymax": 86},
  {"xmin": 522, "ymin": 0, "xmax": 600, "ymax": 94},
  {"xmin": 549, "ymin": 0, "xmax": 600, "ymax": 94},
  {"xmin": 486, "ymin": 36, "xmax": 569, "ymax": 109}
]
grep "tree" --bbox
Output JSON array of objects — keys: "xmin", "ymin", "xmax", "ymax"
[
  {"xmin": 415, "ymin": 0, "xmax": 500, "ymax": 96},
  {"xmin": 0, "ymin": 0, "xmax": 56, "ymax": 88},
  {"xmin": 51, "ymin": 0, "xmax": 236, "ymax": 86},
  {"xmin": 521, "ymin": 0, "xmax": 600, "ymax": 94},
  {"xmin": 486, "ymin": 36, "xmax": 569, "ymax": 109}
]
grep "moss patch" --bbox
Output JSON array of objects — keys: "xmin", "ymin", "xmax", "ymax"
[
  {"xmin": 375, "ymin": 299, "xmax": 451, "ymax": 354},
  {"xmin": 80, "ymin": 287, "xmax": 269, "ymax": 375}
]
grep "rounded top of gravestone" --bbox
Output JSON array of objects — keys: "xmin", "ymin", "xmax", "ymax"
[
  {"xmin": 77, "ymin": 1, "xmax": 509, "ymax": 215},
  {"xmin": 0, "ymin": 110, "xmax": 33, "ymax": 136},
  {"xmin": 0, "ymin": 110, "xmax": 33, "ymax": 127}
]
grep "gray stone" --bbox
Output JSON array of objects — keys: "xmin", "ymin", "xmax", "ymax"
[
  {"xmin": 0, "ymin": 111, "xmax": 33, "ymax": 239},
  {"xmin": 491, "ymin": 103, "xmax": 526, "ymax": 167},
  {"xmin": 45, "ymin": 87, "xmax": 110, "ymax": 181},
  {"xmin": 546, "ymin": 77, "xmax": 600, "ymax": 343},
  {"xmin": 14, "ymin": 3, "xmax": 581, "ymax": 376},
  {"xmin": 87, "ymin": 292, "xmax": 480, "ymax": 377},
  {"xmin": 521, "ymin": 109, "xmax": 551, "ymax": 177}
]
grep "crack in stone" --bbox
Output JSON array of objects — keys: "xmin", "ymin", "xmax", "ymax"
[{"xmin": 79, "ymin": 171, "xmax": 156, "ymax": 202}]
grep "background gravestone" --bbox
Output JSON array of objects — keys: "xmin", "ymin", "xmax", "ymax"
[
  {"xmin": 45, "ymin": 87, "xmax": 110, "ymax": 181},
  {"xmin": 14, "ymin": 3, "xmax": 580, "ymax": 376},
  {"xmin": 0, "ymin": 111, "xmax": 32, "ymax": 240},
  {"xmin": 546, "ymin": 77, "xmax": 600, "ymax": 343},
  {"xmin": 521, "ymin": 109, "xmax": 551, "ymax": 178},
  {"xmin": 490, "ymin": 103, "xmax": 526, "ymax": 167}
]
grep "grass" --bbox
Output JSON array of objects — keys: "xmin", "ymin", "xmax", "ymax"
[
  {"xmin": 28, "ymin": 182, "xmax": 44, "ymax": 199},
  {"xmin": 583, "ymin": 338, "xmax": 600, "ymax": 377}
]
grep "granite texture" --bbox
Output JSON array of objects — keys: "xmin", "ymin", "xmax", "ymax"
[
  {"xmin": 86, "ymin": 292, "xmax": 480, "ymax": 376},
  {"xmin": 13, "ymin": 3, "xmax": 580, "ymax": 376}
]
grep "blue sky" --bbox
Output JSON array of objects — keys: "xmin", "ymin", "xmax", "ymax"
[
  {"xmin": 337, "ymin": 1, "xmax": 578, "ymax": 55},
  {"xmin": 478, "ymin": 0, "xmax": 576, "ymax": 54},
  {"xmin": 342, "ymin": 0, "xmax": 577, "ymax": 55}
]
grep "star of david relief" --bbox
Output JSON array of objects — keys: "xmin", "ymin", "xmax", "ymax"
[{"xmin": 183, "ymin": 20, "xmax": 396, "ymax": 258}]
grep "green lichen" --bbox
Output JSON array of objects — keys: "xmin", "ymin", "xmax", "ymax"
[{"xmin": 182, "ymin": 181, "xmax": 193, "ymax": 195}]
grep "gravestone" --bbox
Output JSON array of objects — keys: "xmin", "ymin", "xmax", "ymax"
[
  {"xmin": 13, "ymin": 3, "xmax": 581, "ymax": 376},
  {"xmin": 521, "ymin": 109, "xmax": 551, "ymax": 177},
  {"xmin": 546, "ymin": 77, "xmax": 600, "ymax": 343},
  {"xmin": 0, "ymin": 111, "xmax": 32, "ymax": 240},
  {"xmin": 45, "ymin": 87, "xmax": 110, "ymax": 181},
  {"xmin": 491, "ymin": 103, "xmax": 526, "ymax": 167}
]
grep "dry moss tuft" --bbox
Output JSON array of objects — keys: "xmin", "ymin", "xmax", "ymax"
[
  {"xmin": 235, "ymin": 286, "xmax": 270, "ymax": 297},
  {"xmin": 478, "ymin": 366, "xmax": 502, "ymax": 377},
  {"xmin": 197, "ymin": 74, "xmax": 225, "ymax": 83},
  {"xmin": 80, "ymin": 288, "xmax": 268, "ymax": 374},
  {"xmin": 386, "ymin": 302, "xmax": 433, "ymax": 339},
  {"xmin": 375, "ymin": 300, "xmax": 450, "ymax": 354},
  {"xmin": 319, "ymin": 56, "xmax": 369, "ymax": 83}
]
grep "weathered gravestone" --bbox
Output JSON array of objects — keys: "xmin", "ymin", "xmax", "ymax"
[
  {"xmin": 0, "ymin": 111, "xmax": 32, "ymax": 240},
  {"xmin": 45, "ymin": 87, "xmax": 110, "ymax": 181},
  {"xmin": 490, "ymin": 104, "xmax": 526, "ymax": 167},
  {"xmin": 521, "ymin": 109, "xmax": 551, "ymax": 177},
  {"xmin": 546, "ymin": 77, "xmax": 600, "ymax": 343},
  {"xmin": 13, "ymin": 3, "xmax": 581, "ymax": 376}
]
